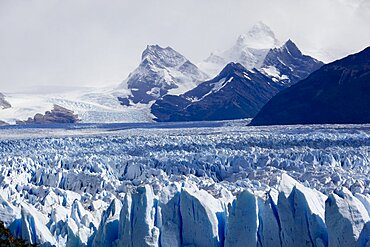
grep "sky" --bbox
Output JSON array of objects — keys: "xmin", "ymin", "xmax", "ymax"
[{"xmin": 0, "ymin": 0, "xmax": 369, "ymax": 92}]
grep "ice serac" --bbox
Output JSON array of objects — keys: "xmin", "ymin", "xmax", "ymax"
[
  {"xmin": 325, "ymin": 188, "xmax": 370, "ymax": 247},
  {"xmin": 158, "ymin": 192, "xmax": 182, "ymax": 247},
  {"xmin": 115, "ymin": 193, "xmax": 132, "ymax": 246},
  {"xmin": 180, "ymin": 186, "xmax": 226, "ymax": 247},
  {"xmin": 67, "ymin": 199, "xmax": 98, "ymax": 246},
  {"xmin": 225, "ymin": 190, "xmax": 258, "ymax": 247},
  {"xmin": 1, "ymin": 125, "xmax": 370, "ymax": 246},
  {"xmin": 277, "ymin": 174, "xmax": 328, "ymax": 247},
  {"xmin": 116, "ymin": 185, "xmax": 159, "ymax": 247},
  {"xmin": 355, "ymin": 193, "xmax": 370, "ymax": 217},
  {"xmin": 93, "ymin": 199, "xmax": 122, "ymax": 247},
  {"xmin": 257, "ymin": 191, "xmax": 281, "ymax": 247},
  {"xmin": 18, "ymin": 203, "xmax": 56, "ymax": 246},
  {"xmin": 0, "ymin": 194, "xmax": 18, "ymax": 225},
  {"xmin": 118, "ymin": 45, "xmax": 208, "ymax": 104}
]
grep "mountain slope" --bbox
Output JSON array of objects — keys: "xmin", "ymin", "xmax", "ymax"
[
  {"xmin": 251, "ymin": 46, "xmax": 370, "ymax": 125},
  {"xmin": 199, "ymin": 23, "xmax": 323, "ymax": 87},
  {"xmin": 260, "ymin": 39, "xmax": 324, "ymax": 86},
  {"xmin": 0, "ymin": 93, "xmax": 11, "ymax": 109},
  {"xmin": 151, "ymin": 63, "xmax": 284, "ymax": 121},
  {"xmin": 151, "ymin": 40, "xmax": 323, "ymax": 123},
  {"xmin": 199, "ymin": 22, "xmax": 280, "ymax": 77},
  {"xmin": 118, "ymin": 45, "xmax": 208, "ymax": 104}
]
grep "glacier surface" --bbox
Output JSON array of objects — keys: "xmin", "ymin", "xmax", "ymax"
[{"xmin": 0, "ymin": 121, "xmax": 369, "ymax": 246}]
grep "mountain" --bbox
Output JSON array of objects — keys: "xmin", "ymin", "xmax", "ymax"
[
  {"xmin": 151, "ymin": 62, "xmax": 284, "ymax": 121},
  {"xmin": 0, "ymin": 30, "xmax": 323, "ymax": 125},
  {"xmin": 152, "ymin": 40, "xmax": 323, "ymax": 122},
  {"xmin": 0, "ymin": 45, "xmax": 207, "ymax": 125},
  {"xmin": 199, "ymin": 22, "xmax": 280, "ymax": 77},
  {"xmin": 260, "ymin": 39, "xmax": 324, "ymax": 86},
  {"xmin": 118, "ymin": 45, "xmax": 208, "ymax": 105},
  {"xmin": 0, "ymin": 93, "xmax": 11, "ymax": 109},
  {"xmin": 199, "ymin": 23, "xmax": 323, "ymax": 87},
  {"xmin": 251, "ymin": 46, "xmax": 370, "ymax": 126}
]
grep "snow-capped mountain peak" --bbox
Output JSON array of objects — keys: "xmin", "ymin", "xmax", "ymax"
[
  {"xmin": 260, "ymin": 39, "xmax": 324, "ymax": 85},
  {"xmin": 118, "ymin": 44, "xmax": 208, "ymax": 104},
  {"xmin": 235, "ymin": 21, "xmax": 280, "ymax": 50},
  {"xmin": 199, "ymin": 22, "xmax": 280, "ymax": 76},
  {"xmin": 217, "ymin": 62, "xmax": 246, "ymax": 78},
  {"xmin": 280, "ymin": 39, "xmax": 302, "ymax": 57},
  {"xmin": 141, "ymin": 45, "xmax": 188, "ymax": 68}
]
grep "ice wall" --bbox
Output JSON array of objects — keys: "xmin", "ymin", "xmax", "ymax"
[{"xmin": 2, "ymin": 174, "xmax": 370, "ymax": 247}]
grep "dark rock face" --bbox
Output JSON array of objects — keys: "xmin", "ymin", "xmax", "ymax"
[
  {"xmin": 251, "ymin": 46, "xmax": 370, "ymax": 126},
  {"xmin": 118, "ymin": 45, "xmax": 207, "ymax": 105},
  {"xmin": 17, "ymin": 105, "xmax": 79, "ymax": 124},
  {"xmin": 150, "ymin": 40, "xmax": 323, "ymax": 122},
  {"xmin": 0, "ymin": 120, "xmax": 8, "ymax": 126},
  {"xmin": 117, "ymin": 97, "xmax": 131, "ymax": 106},
  {"xmin": 151, "ymin": 63, "xmax": 284, "ymax": 121},
  {"xmin": 0, "ymin": 93, "xmax": 11, "ymax": 109},
  {"xmin": 261, "ymin": 40, "xmax": 324, "ymax": 86}
]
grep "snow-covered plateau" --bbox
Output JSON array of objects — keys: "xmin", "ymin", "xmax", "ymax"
[{"xmin": 0, "ymin": 120, "xmax": 369, "ymax": 246}]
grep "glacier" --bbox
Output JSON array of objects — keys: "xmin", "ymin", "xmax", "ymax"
[
  {"xmin": 0, "ymin": 87, "xmax": 154, "ymax": 125},
  {"xmin": 0, "ymin": 121, "xmax": 369, "ymax": 246}
]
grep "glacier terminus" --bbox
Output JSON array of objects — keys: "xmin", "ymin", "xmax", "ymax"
[{"xmin": 0, "ymin": 121, "xmax": 369, "ymax": 246}]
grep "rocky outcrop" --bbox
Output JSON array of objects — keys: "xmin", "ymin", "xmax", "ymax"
[
  {"xmin": 16, "ymin": 105, "xmax": 79, "ymax": 124},
  {"xmin": 0, "ymin": 93, "xmax": 11, "ymax": 109},
  {"xmin": 0, "ymin": 120, "xmax": 9, "ymax": 126}
]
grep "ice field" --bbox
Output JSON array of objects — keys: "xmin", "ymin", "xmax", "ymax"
[{"xmin": 0, "ymin": 120, "xmax": 369, "ymax": 246}]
